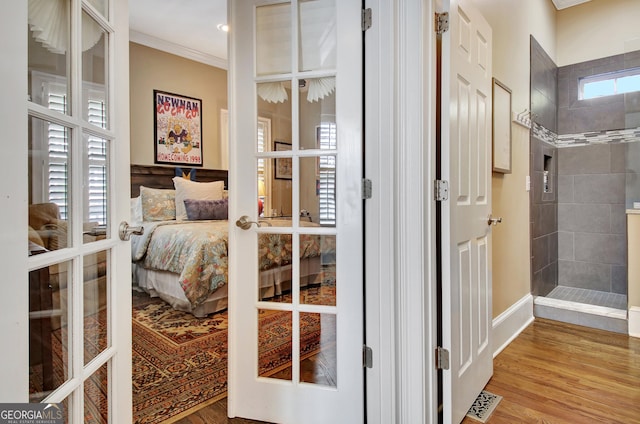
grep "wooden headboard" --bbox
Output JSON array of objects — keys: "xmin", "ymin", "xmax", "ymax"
[{"xmin": 130, "ymin": 164, "xmax": 228, "ymax": 197}]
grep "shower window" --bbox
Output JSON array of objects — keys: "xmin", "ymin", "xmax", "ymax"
[{"xmin": 580, "ymin": 67, "xmax": 640, "ymax": 100}]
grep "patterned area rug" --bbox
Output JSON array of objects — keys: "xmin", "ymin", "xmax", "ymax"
[
  {"xmin": 132, "ymin": 292, "xmax": 228, "ymax": 423},
  {"xmin": 465, "ymin": 390, "xmax": 503, "ymax": 423},
  {"xmin": 132, "ymin": 290, "xmax": 326, "ymax": 423},
  {"xmin": 29, "ymin": 288, "xmax": 331, "ymax": 424}
]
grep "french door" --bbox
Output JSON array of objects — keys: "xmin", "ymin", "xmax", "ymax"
[
  {"xmin": 1, "ymin": 0, "xmax": 132, "ymax": 422},
  {"xmin": 440, "ymin": 0, "xmax": 494, "ymax": 422},
  {"xmin": 228, "ymin": 0, "xmax": 364, "ymax": 422}
]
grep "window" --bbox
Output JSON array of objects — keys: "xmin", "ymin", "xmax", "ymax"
[{"xmin": 580, "ymin": 67, "xmax": 640, "ymax": 100}]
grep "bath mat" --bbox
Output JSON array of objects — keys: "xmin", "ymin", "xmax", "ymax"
[{"xmin": 465, "ymin": 390, "xmax": 502, "ymax": 423}]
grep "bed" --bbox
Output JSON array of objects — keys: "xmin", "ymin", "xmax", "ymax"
[{"xmin": 129, "ymin": 165, "xmax": 331, "ymax": 317}]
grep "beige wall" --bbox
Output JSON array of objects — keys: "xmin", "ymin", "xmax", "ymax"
[
  {"xmin": 557, "ymin": 0, "xmax": 640, "ymax": 67},
  {"xmin": 472, "ymin": 0, "xmax": 557, "ymax": 318},
  {"xmin": 129, "ymin": 42, "xmax": 228, "ymax": 168}
]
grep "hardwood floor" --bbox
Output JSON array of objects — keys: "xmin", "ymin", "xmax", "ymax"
[
  {"xmin": 462, "ymin": 318, "xmax": 640, "ymax": 424},
  {"xmin": 174, "ymin": 353, "xmax": 334, "ymax": 424},
  {"xmin": 173, "ymin": 398, "xmax": 265, "ymax": 424},
  {"xmin": 179, "ymin": 318, "xmax": 640, "ymax": 423}
]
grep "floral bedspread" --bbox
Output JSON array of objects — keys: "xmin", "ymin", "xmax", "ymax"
[
  {"xmin": 132, "ymin": 220, "xmax": 228, "ymax": 308},
  {"xmin": 131, "ymin": 220, "xmax": 334, "ymax": 308},
  {"xmin": 258, "ymin": 231, "xmax": 333, "ymax": 271}
]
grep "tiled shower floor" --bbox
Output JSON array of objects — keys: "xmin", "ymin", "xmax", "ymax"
[{"xmin": 546, "ymin": 286, "xmax": 627, "ymax": 310}]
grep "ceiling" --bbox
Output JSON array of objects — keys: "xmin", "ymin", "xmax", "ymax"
[
  {"xmin": 128, "ymin": 0, "xmax": 591, "ymax": 68},
  {"xmin": 129, "ymin": 0, "xmax": 229, "ymax": 67},
  {"xmin": 551, "ymin": 0, "xmax": 591, "ymax": 10}
]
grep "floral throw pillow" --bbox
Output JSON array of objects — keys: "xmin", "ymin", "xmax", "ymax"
[{"xmin": 140, "ymin": 186, "xmax": 176, "ymax": 221}]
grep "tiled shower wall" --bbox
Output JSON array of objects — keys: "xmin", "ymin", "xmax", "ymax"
[
  {"xmin": 553, "ymin": 51, "xmax": 640, "ymax": 296},
  {"xmin": 531, "ymin": 41, "xmax": 640, "ymax": 297},
  {"xmin": 530, "ymin": 36, "xmax": 558, "ymax": 297},
  {"xmin": 558, "ymin": 50, "xmax": 640, "ymax": 134},
  {"xmin": 557, "ymin": 144, "xmax": 628, "ymax": 295}
]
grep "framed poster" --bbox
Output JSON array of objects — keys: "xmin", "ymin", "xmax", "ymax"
[
  {"xmin": 154, "ymin": 90, "xmax": 203, "ymax": 166},
  {"xmin": 274, "ymin": 141, "xmax": 292, "ymax": 180},
  {"xmin": 492, "ymin": 78, "xmax": 512, "ymax": 173}
]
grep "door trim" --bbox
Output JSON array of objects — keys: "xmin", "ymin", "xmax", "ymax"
[
  {"xmin": 364, "ymin": 0, "xmax": 438, "ymax": 423},
  {"xmin": 0, "ymin": 1, "xmax": 29, "ymax": 401}
]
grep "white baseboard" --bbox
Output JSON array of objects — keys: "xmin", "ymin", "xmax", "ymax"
[
  {"xmin": 629, "ymin": 307, "xmax": 640, "ymax": 338},
  {"xmin": 492, "ymin": 294, "xmax": 534, "ymax": 357}
]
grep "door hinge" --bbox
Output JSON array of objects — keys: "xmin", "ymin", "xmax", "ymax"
[
  {"xmin": 435, "ymin": 346, "xmax": 450, "ymax": 370},
  {"xmin": 362, "ymin": 8, "xmax": 372, "ymax": 32},
  {"xmin": 362, "ymin": 178, "xmax": 373, "ymax": 199},
  {"xmin": 435, "ymin": 12, "xmax": 449, "ymax": 35},
  {"xmin": 363, "ymin": 345, "xmax": 373, "ymax": 368},
  {"xmin": 434, "ymin": 179, "xmax": 449, "ymax": 201}
]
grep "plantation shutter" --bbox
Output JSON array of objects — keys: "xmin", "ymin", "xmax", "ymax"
[
  {"xmin": 318, "ymin": 122, "xmax": 336, "ymax": 226},
  {"xmin": 256, "ymin": 117, "xmax": 272, "ymax": 214},
  {"xmin": 86, "ymin": 98, "xmax": 107, "ymax": 225},
  {"xmin": 257, "ymin": 120, "xmax": 266, "ymax": 184},
  {"xmin": 47, "ymin": 90, "xmax": 69, "ymax": 220}
]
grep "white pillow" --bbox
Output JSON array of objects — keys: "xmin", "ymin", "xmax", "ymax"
[
  {"xmin": 130, "ymin": 196, "xmax": 143, "ymax": 223},
  {"xmin": 173, "ymin": 177, "xmax": 225, "ymax": 221}
]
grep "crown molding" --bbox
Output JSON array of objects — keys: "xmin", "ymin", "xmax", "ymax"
[{"xmin": 129, "ymin": 30, "xmax": 228, "ymax": 70}]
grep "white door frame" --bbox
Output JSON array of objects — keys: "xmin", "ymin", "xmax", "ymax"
[
  {"xmin": 112, "ymin": 0, "xmax": 134, "ymax": 419},
  {"xmin": 0, "ymin": 1, "xmax": 29, "ymax": 401},
  {"xmin": 364, "ymin": 0, "xmax": 438, "ymax": 423}
]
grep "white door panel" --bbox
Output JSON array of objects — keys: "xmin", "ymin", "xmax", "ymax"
[
  {"xmin": 2, "ymin": 1, "xmax": 132, "ymax": 421},
  {"xmin": 442, "ymin": 0, "xmax": 493, "ymax": 422},
  {"xmin": 228, "ymin": 0, "xmax": 364, "ymax": 423}
]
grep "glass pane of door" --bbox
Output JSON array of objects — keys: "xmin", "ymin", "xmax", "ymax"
[
  {"xmin": 83, "ymin": 251, "xmax": 109, "ymax": 365},
  {"xmin": 258, "ymin": 309, "xmax": 292, "ymax": 381},
  {"xmin": 86, "ymin": 0, "xmax": 108, "ymax": 20},
  {"xmin": 83, "ymin": 135, "xmax": 109, "ymax": 241},
  {"xmin": 28, "ymin": 261, "xmax": 72, "ymax": 402},
  {"xmin": 82, "ymin": 10, "xmax": 109, "ymax": 130},
  {"xmin": 299, "ymin": 234, "xmax": 336, "ymax": 306},
  {"xmin": 299, "ymin": 312, "xmax": 336, "ymax": 386},
  {"xmin": 298, "ymin": 0, "xmax": 336, "ymax": 72},
  {"xmin": 299, "ymin": 80, "xmax": 336, "ymax": 150},
  {"xmin": 256, "ymin": 3, "xmax": 292, "ymax": 76},
  {"xmin": 28, "ymin": 116, "xmax": 72, "ymax": 252},
  {"xmin": 28, "ymin": 0, "xmax": 70, "ymax": 113},
  {"xmin": 84, "ymin": 361, "xmax": 109, "ymax": 423}
]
